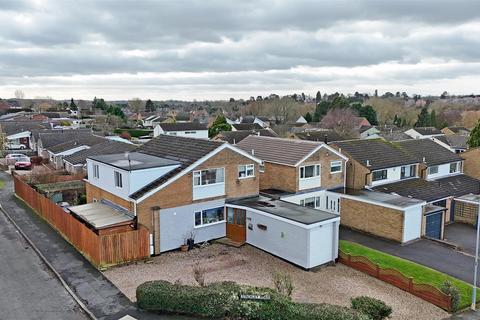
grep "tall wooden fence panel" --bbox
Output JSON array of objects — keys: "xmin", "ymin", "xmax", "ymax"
[
  {"xmin": 13, "ymin": 175, "xmax": 149, "ymax": 267},
  {"xmin": 339, "ymin": 250, "xmax": 452, "ymax": 311}
]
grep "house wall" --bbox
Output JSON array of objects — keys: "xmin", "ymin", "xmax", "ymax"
[
  {"xmin": 461, "ymin": 148, "xmax": 480, "ymax": 179},
  {"xmin": 402, "ymin": 206, "xmax": 423, "ymax": 242},
  {"xmin": 308, "ymin": 221, "xmax": 339, "ymax": 268},
  {"xmin": 299, "ymin": 148, "xmax": 345, "ymax": 190},
  {"xmin": 340, "ymin": 198, "xmax": 404, "ymax": 242},
  {"xmin": 153, "ymin": 125, "xmax": 208, "ymax": 139},
  {"xmin": 343, "ymin": 158, "xmax": 371, "ymax": 190},
  {"xmin": 159, "ymin": 199, "xmax": 226, "ymax": 252},
  {"xmin": 85, "ymin": 182, "xmax": 134, "ymax": 212},
  {"xmin": 245, "ymin": 209, "xmax": 310, "ymax": 268},
  {"xmin": 260, "ymin": 162, "xmax": 297, "ymax": 192},
  {"xmin": 426, "ymin": 162, "xmax": 461, "ymax": 180}
]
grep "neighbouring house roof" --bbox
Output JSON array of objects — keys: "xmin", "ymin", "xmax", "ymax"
[
  {"xmin": 0, "ymin": 121, "xmax": 50, "ymax": 136},
  {"xmin": 435, "ymin": 134, "xmax": 469, "ymax": 150},
  {"xmin": 294, "ymin": 130, "xmax": 347, "ymax": 143},
  {"xmin": 227, "ymin": 196, "xmax": 338, "ymax": 225},
  {"xmin": 395, "ymin": 139, "xmax": 463, "ymax": 166},
  {"xmin": 444, "ymin": 126, "xmax": 470, "ymax": 134},
  {"xmin": 89, "ymin": 152, "xmax": 180, "ymax": 171},
  {"xmin": 372, "ymin": 175, "xmax": 480, "ymax": 202},
  {"xmin": 333, "ymin": 139, "xmax": 418, "ymax": 170},
  {"xmin": 129, "ymin": 135, "xmax": 226, "ymax": 200},
  {"xmin": 214, "ymin": 129, "xmax": 278, "ymax": 144},
  {"xmin": 232, "ymin": 123, "xmax": 263, "ymax": 131},
  {"xmin": 331, "ymin": 188, "xmax": 425, "ymax": 209},
  {"xmin": 157, "ymin": 122, "xmax": 207, "ymax": 132},
  {"xmin": 240, "ymin": 115, "xmax": 256, "ymax": 123},
  {"xmin": 64, "ymin": 140, "xmax": 137, "ymax": 165},
  {"xmin": 236, "ymin": 135, "xmax": 347, "ymax": 166},
  {"xmin": 409, "ymin": 127, "xmax": 443, "ymax": 136},
  {"xmin": 68, "ymin": 202, "xmax": 133, "ymax": 229},
  {"xmin": 47, "ymin": 134, "xmax": 106, "ymax": 154},
  {"xmin": 38, "ymin": 129, "xmax": 93, "ymax": 148},
  {"xmin": 174, "ymin": 112, "xmax": 190, "ymax": 121},
  {"xmin": 359, "ymin": 125, "xmax": 377, "ymax": 134},
  {"xmin": 378, "ymin": 131, "xmax": 412, "ymax": 142},
  {"xmin": 39, "ymin": 112, "xmax": 62, "ymax": 118}
]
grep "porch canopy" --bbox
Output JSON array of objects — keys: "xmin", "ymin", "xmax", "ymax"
[{"xmin": 68, "ymin": 202, "xmax": 133, "ymax": 230}]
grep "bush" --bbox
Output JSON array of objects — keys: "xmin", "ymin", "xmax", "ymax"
[
  {"xmin": 441, "ymin": 280, "xmax": 461, "ymax": 312},
  {"xmin": 30, "ymin": 156, "xmax": 43, "ymax": 165},
  {"xmin": 272, "ymin": 271, "xmax": 294, "ymax": 297},
  {"xmin": 351, "ymin": 296, "xmax": 392, "ymax": 320},
  {"xmin": 137, "ymin": 281, "xmax": 369, "ymax": 320}
]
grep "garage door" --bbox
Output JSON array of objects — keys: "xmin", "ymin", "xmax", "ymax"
[{"xmin": 425, "ymin": 211, "xmax": 442, "ymax": 239}]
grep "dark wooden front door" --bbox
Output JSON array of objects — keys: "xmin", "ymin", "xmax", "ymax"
[{"xmin": 226, "ymin": 207, "xmax": 246, "ymax": 243}]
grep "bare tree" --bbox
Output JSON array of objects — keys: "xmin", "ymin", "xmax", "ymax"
[
  {"xmin": 320, "ymin": 108, "xmax": 359, "ymax": 138},
  {"xmin": 128, "ymin": 98, "xmax": 145, "ymax": 113},
  {"xmin": 269, "ymin": 97, "xmax": 296, "ymax": 124},
  {"xmin": 14, "ymin": 89, "xmax": 25, "ymax": 99}
]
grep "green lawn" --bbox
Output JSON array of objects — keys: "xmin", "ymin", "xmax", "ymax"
[
  {"xmin": 340, "ymin": 240, "xmax": 479, "ymax": 310},
  {"xmin": 0, "ymin": 180, "xmax": 4, "ymax": 189}
]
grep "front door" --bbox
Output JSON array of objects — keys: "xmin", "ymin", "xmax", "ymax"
[{"xmin": 226, "ymin": 207, "xmax": 246, "ymax": 243}]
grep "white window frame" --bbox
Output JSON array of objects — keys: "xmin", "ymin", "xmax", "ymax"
[
  {"xmin": 330, "ymin": 161, "xmax": 342, "ymax": 173},
  {"xmin": 299, "ymin": 164, "xmax": 320, "ymax": 179},
  {"xmin": 238, "ymin": 164, "xmax": 255, "ymax": 179},
  {"xmin": 449, "ymin": 162, "xmax": 460, "ymax": 174},
  {"xmin": 428, "ymin": 165, "xmax": 439, "ymax": 175},
  {"xmin": 194, "ymin": 207, "xmax": 225, "ymax": 228},
  {"xmin": 185, "ymin": 131, "xmax": 197, "ymax": 134},
  {"xmin": 93, "ymin": 164, "xmax": 99, "ymax": 179},
  {"xmin": 300, "ymin": 196, "xmax": 321, "ymax": 208},
  {"xmin": 114, "ymin": 171, "xmax": 123, "ymax": 188},
  {"xmin": 401, "ymin": 164, "xmax": 416, "ymax": 179},
  {"xmin": 193, "ymin": 168, "xmax": 225, "ymax": 187}
]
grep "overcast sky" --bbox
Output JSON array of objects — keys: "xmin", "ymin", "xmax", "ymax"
[{"xmin": 1, "ymin": 0, "xmax": 479, "ymax": 100}]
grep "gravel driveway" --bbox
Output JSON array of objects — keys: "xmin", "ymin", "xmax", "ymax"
[{"xmin": 104, "ymin": 243, "xmax": 448, "ymax": 320}]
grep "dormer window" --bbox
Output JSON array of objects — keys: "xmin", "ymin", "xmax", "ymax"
[
  {"xmin": 428, "ymin": 166, "xmax": 439, "ymax": 175},
  {"xmin": 450, "ymin": 162, "xmax": 460, "ymax": 173},
  {"xmin": 401, "ymin": 164, "xmax": 416, "ymax": 179},
  {"xmin": 372, "ymin": 169, "xmax": 387, "ymax": 181}
]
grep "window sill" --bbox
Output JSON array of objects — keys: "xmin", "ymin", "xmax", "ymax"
[
  {"xmin": 193, "ymin": 182, "xmax": 225, "ymax": 188},
  {"xmin": 194, "ymin": 220, "xmax": 226, "ymax": 229},
  {"xmin": 238, "ymin": 176, "xmax": 255, "ymax": 180},
  {"xmin": 299, "ymin": 176, "xmax": 320, "ymax": 180},
  {"xmin": 330, "ymin": 170, "xmax": 342, "ymax": 174}
]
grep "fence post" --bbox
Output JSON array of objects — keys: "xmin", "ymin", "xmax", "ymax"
[
  {"xmin": 376, "ymin": 264, "xmax": 380, "ymax": 278},
  {"xmin": 408, "ymin": 277, "xmax": 413, "ymax": 293}
]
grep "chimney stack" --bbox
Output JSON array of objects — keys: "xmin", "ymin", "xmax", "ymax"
[
  {"xmin": 324, "ymin": 134, "xmax": 328, "ymax": 144},
  {"xmin": 251, "ymin": 149, "xmax": 255, "ymax": 156},
  {"xmin": 366, "ymin": 160, "xmax": 371, "ymax": 167}
]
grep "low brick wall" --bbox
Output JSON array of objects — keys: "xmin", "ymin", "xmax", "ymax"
[{"xmin": 341, "ymin": 198, "xmax": 404, "ymax": 242}]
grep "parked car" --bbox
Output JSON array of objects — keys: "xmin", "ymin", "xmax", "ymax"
[
  {"xmin": 14, "ymin": 156, "xmax": 32, "ymax": 170},
  {"xmin": 5, "ymin": 153, "xmax": 26, "ymax": 165},
  {"xmin": 6, "ymin": 142, "xmax": 27, "ymax": 150}
]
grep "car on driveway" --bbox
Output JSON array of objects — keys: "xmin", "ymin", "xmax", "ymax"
[
  {"xmin": 14, "ymin": 156, "xmax": 32, "ymax": 170},
  {"xmin": 6, "ymin": 142, "xmax": 27, "ymax": 150},
  {"xmin": 5, "ymin": 153, "xmax": 26, "ymax": 165}
]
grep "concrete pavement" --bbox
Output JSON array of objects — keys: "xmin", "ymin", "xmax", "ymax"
[
  {"xmin": 340, "ymin": 227, "xmax": 480, "ymax": 286},
  {"xmin": 0, "ymin": 172, "xmax": 189, "ymax": 320},
  {"xmin": 0, "ymin": 200, "xmax": 88, "ymax": 320},
  {"xmin": 445, "ymin": 223, "xmax": 477, "ymax": 256}
]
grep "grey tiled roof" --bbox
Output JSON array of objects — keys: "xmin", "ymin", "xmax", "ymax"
[
  {"xmin": 215, "ymin": 129, "xmax": 277, "ymax": 144},
  {"xmin": 411, "ymin": 127, "xmax": 443, "ymax": 135},
  {"xmin": 373, "ymin": 175, "xmax": 480, "ymax": 202},
  {"xmin": 333, "ymin": 139, "xmax": 418, "ymax": 170},
  {"xmin": 395, "ymin": 139, "xmax": 463, "ymax": 166},
  {"xmin": 435, "ymin": 134, "xmax": 469, "ymax": 149},
  {"xmin": 129, "ymin": 135, "xmax": 225, "ymax": 199},
  {"xmin": 47, "ymin": 134, "xmax": 106, "ymax": 153},
  {"xmin": 236, "ymin": 135, "xmax": 321, "ymax": 166},
  {"xmin": 0, "ymin": 121, "xmax": 50, "ymax": 136},
  {"xmin": 38, "ymin": 129, "xmax": 93, "ymax": 148},
  {"xmin": 64, "ymin": 140, "xmax": 137, "ymax": 165},
  {"xmin": 232, "ymin": 123, "xmax": 263, "ymax": 131},
  {"xmin": 157, "ymin": 122, "xmax": 207, "ymax": 132},
  {"xmin": 294, "ymin": 130, "xmax": 347, "ymax": 143}
]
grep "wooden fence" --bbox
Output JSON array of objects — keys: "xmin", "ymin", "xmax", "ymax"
[
  {"xmin": 339, "ymin": 250, "xmax": 452, "ymax": 311},
  {"xmin": 13, "ymin": 174, "xmax": 150, "ymax": 267}
]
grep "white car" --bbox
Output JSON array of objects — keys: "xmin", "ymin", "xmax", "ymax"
[
  {"xmin": 5, "ymin": 153, "xmax": 27, "ymax": 165},
  {"xmin": 6, "ymin": 142, "xmax": 27, "ymax": 150}
]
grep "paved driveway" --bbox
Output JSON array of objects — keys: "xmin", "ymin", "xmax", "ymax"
[
  {"xmin": 0, "ymin": 203, "xmax": 88, "ymax": 320},
  {"xmin": 340, "ymin": 227, "xmax": 480, "ymax": 286},
  {"xmin": 445, "ymin": 223, "xmax": 477, "ymax": 255}
]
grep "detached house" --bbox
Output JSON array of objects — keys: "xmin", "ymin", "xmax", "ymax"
[
  {"xmin": 83, "ymin": 135, "xmax": 340, "ymax": 269},
  {"xmin": 153, "ymin": 122, "xmax": 208, "ymax": 139},
  {"xmin": 404, "ymin": 127, "xmax": 444, "ymax": 139}
]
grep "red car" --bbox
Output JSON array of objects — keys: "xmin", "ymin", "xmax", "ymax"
[{"xmin": 14, "ymin": 156, "xmax": 32, "ymax": 170}]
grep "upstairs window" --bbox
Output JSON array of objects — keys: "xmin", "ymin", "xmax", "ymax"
[
  {"xmin": 193, "ymin": 168, "xmax": 225, "ymax": 186},
  {"xmin": 450, "ymin": 162, "xmax": 460, "ymax": 173},
  {"xmin": 93, "ymin": 164, "xmax": 99, "ymax": 179},
  {"xmin": 185, "ymin": 131, "xmax": 197, "ymax": 134},
  {"xmin": 401, "ymin": 164, "xmax": 416, "ymax": 179},
  {"xmin": 372, "ymin": 169, "xmax": 387, "ymax": 182},
  {"xmin": 330, "ymin": 161, "xmax": 342, "ymax": 173},
  {"xmin": 428, "ymin": 165, "xmax": 439, "ymax": 175},
  {"xmin": 300, "ymin": 164, "xmax": 320, "ymax": 179},
  {"xmin": 114, "ymin": 171, "xmax": 123, "ymax": 188},
  {"xmin": 238, "ymin": 164, "xmax": 255, "ymax": 178}
]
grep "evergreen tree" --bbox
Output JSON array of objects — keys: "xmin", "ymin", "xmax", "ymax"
[
  {"xmin": 208, "ymin": 115, "xmax": 232, "ymax": 138},
  {"xmin": 94, "ymin": 98, "xmax": 108, "ymax": 111},
  {"xmin": 468, "ymin": 120, "xmax": 480, "ymax": 148},
  {"xmin": 415, "ymin": 107, "xmax": 431, "ymax": 127},
  {"xmin": 313, "ymin": 101, "xmax": 330, "ymax": 122},
  {"xmin": 69, "ymin": 98, "xmax": 78, "ymax": 111},
  {"xmin": 106, "ymin": 104, "xmax": 126, "ymax": 119},
  {"xmin": 330, "ymin": 96, "xmax": 350, "ymax": 109},
  {"xmin": 304, "ymin": 112, "xmax": 312, "ymax": 123},
  {"xmin": 315, "ymin": 91, "xmax": 321, "ymax": 103},
  {"xmin": 393, "ymin": 114, "xmax": 399, "ymax": 126},
  {"xmin": 145, "ymin": 99, "xmax": 155, "ymax": 112},
  {"xmin": 430, "ymin": 110, "xmax": 437, "ymax": 128}
]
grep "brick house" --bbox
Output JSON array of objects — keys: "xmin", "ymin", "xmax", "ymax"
[{"xmin": 83, "ymin": 135, "xmax": 340, "ymax": 269}]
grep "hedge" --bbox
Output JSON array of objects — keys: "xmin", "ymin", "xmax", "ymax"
[
  {"xmin": 113, "ymin": 128, "xmax": 153, "ymax": 138},
  {"xmin": 351, "ymin": 296, "xmax": 392, "ymax": 320},
  {"xmin": 137, "ymin": 281, "xmax": 370, "ymax": 320}
]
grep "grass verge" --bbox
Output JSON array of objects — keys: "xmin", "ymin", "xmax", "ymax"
[
  {"xmin": 0, "ymin": 179, "xmax": 4, "ymax": 189},
  {"xmin": 340, "ymin": 240, "xmax": 479, "ymax": 310}
]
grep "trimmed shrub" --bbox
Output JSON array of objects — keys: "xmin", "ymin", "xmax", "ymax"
[
  {"xmin": 441, "ymin": 280, "xmax": 461, "ymax": 312},
  {"xmin": 272, "ymin": 271, "xmax": 294, "ymax": 297},
  {"xmin": 137, "ymin": 280, "xmax": 369, "ymax": 320},
  {"xmin": 351, "ymin": 296, "xmax": 392, "ymax": 320}
]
